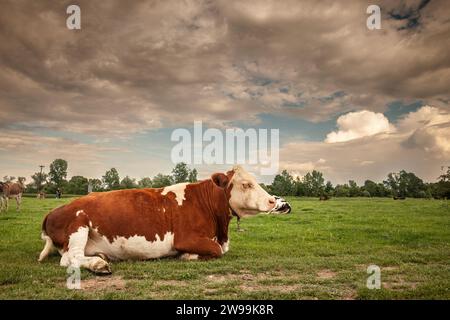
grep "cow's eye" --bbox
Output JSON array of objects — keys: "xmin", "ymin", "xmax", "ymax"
[{"xmin": 243, "ymin": 183, "xmax": 253, "ymax": 189}]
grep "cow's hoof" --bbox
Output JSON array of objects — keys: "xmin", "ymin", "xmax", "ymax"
[
  {"xmin": 180, "ymin": 253, "xmax": 199, "ymax": 261},
  {"xmin": 95, "ymin": 252, "xmax": 110, "ymax": 263},
  {"xmin": 92, "ymin": 258, "xmax": 112, "ymax": 275}
]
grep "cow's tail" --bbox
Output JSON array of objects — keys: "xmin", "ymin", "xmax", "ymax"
[{"xmin": 38, "ymin": 214, "xmax": 55, "ymax": 262}]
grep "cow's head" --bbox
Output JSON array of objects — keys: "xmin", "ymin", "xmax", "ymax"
[{"xmin": 212, "ymin": 165, "xmax": 291, "ymax": 217}]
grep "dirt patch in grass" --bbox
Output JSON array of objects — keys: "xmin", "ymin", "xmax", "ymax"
[
  {"xmin": 205, "ymin": 271, "xmax": 287, "ymax": 283},
  {"xmin": 239, "ymin": 283, "xmax": 298, "ymax": 293},
  {"xmin": 81, "ymin": 276, "xmax": 126, "ymax": 291},
  {"xmin": 155, "ymin": 279, "xmax": 188, "ymax": 287},
  {"xmin": 205, "ymin": 271, "xmax": 301, "ymax": 294},
  {"xmin": 382, "ymin": 266, "xmax": 399, "ymax": 271},
  {"xmin": 317, "ymin": 269, "xmax": 337, "ymax": 279},
  {"xmin": 341, "ymin": 289, "xmax": 357, "ymax": 300},
  {"xmin": 383, "ymin": 277, "xmax": 418, "ymax": 290}
]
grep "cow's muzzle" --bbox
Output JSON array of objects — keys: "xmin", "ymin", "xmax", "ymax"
[{"xmin": 270, "ymin": 196, "xmax": 291, "ymax": 214}]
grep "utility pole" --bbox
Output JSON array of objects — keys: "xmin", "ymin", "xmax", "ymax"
[{"xmin": 38, "ymin": 165, "xmax": 45, "ymax": 192}]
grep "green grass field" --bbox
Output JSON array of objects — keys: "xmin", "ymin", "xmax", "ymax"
[{"xmin": 0, "ymin": 197, "xmax": 449, "ymax": 299}]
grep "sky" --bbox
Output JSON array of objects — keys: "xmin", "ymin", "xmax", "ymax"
[{"xmin": 0, "ymin": 0, "xmax": 449, "ymax": 185}]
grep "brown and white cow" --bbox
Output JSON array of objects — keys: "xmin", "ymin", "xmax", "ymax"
[
  {"xmin": 0, "ymin": 178, "xmax": 25, "ymax": 212},
  {"xmin": 38, "ymin": 166, "xmax": 291, "ymax": 274}
]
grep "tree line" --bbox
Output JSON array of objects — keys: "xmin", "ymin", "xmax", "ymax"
[
  {"xmin": 22, "ymin": 160, "xmax": 198, "ymax": 195},
  {"xmin": 265, "ymin": 169, "xmax": 450, "ymax": 199},
  {"xmin": 7, "ymin": 158, "xmax": 450, "ymax": 199}
]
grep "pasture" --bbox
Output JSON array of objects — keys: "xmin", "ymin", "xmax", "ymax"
[{"xmin": 0, "ymin": 197, "xmax": 448, "ymax": 299}]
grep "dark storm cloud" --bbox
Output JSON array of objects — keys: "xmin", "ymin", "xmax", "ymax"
[{"xmin": 0, "ymin": 0, "xmax": 449, "ymax": 136}]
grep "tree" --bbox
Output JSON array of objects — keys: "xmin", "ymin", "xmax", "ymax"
[
  {"xmin": 348, "ymin": 180, "xmax": 361, "ymax": 197},
  {"xmin": 29, "ymin": 171, "xmax": 48, "ymax": 192},
  {"xmin": 138, "ymin": 177, "xmax": 152, "ymax": 188},
  {"xmin": 384, "ymin": 170, "xmax": 426, "ymax": 198},
  {"xmin": 102, "ymin": 168, "xmax": 120, "ymax": 190},
  {"xmin": 188, "ymin": 168, "xmax": 198, "ymax": 183},
  {"xmin": 120, "ymin": 176, "xmax": 137, "ymax": 189},
  {"xmin": 324, "ymin": 181, "xmax": 334, "ymax": 196},
  {"xmin": 271, "ymin": 170, "xmax": 295, "ymax": 196},
  {"xmin": 66, "ymin": 176, "xmax": 89, "ymax": 194},
  {"xmin": 294, "ymin": 176, "xmax": 307, "ymax": 196},
  {"xmin": 172, "ymin": 162, "xmax": 190, "ymax": 183},
  {"xmin": 88, "ymin": 178, "xmax": 103, "ymax": 192},
  {"xmin": 49, "ymin": 159, "xmax": 68, "ymax": 189},
  {"xmin": 362, "ymin": 190, "xmax": 371, "ymax": 197},
  {"xmin": 363, "ymin": 180, "xmax": 378, "ymax": 197},
  {"xmin": 384, "ymin": 172, "xmax": 402, "ymax": 197},
  {"xmin": 303, "ymin": 170, "xmax": 325, "ymax": 197},
  {"xmin": 334, "ymin": 184, "xmax": 350, "ymax": 197},
  {"xmin": 435, "ymin": 167, "xmax": 450, "ymax": 199},
  {"xmin": 152, "ymin": 173, "xmax": 173, "ymax": 188}
]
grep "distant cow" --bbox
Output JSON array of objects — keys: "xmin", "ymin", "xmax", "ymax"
[
  {"xmin": 39, "ymin": 166, "xmax": 291, "ymax": 274},
  {"xmin": 1, "ymin": 178, "xmax": 25, "ymax": 211},
  {"xmin": 1, "ymin": 178, "xmax": 25, "ymax": 212}
]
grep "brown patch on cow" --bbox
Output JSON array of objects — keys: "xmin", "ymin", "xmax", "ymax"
[
  {"xmin": 80, "ymin": 276, "xmax": 126, "ymax": 291},
  {"xmin": 317, "ymin": 269, "xmax": 337, "ymax": 279}
]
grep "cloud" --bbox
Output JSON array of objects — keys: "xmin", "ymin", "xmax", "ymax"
[
  {"xmin": 0, "ymin": 0, "xmax": 449, "ymax": 138},
  {"xmin": 0, "ymin": 130, "xmax": 130, "ymax": 179},
  {"xmin": 399, "ymin": 106, "xmax": 450, "ymax": 157},
  {"xmin": 280, "ymin": 105, "xmax": 450, "ymax": 183},
  {"xmin": 325, "ymin": 110, "xmax": 392, "ymax": 143},
  {"xmin": 0, "ymin": 1, "xmax": 449, "ymax": 183}
]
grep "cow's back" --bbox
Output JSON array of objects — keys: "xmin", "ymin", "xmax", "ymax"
[{"xmin": 43, "ymin": 189, "xmax": 177, "ymax": 249}]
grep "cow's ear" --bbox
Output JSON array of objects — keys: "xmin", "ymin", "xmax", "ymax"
[{"xmin": 211, "ymin": 173, "xmax": 229, "ymax": 188}]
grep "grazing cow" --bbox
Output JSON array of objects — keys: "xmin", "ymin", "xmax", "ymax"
[
  {"xmin": 1, "ymin": 178, "xmax": 25, "ymax": 211},
  {"xmin": 38, "ymin": 166, "xmax": 291, "ymax": 274}
]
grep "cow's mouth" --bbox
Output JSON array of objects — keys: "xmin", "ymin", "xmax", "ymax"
[{"xmin": 268, "ymin": 196, "xmax": 291, "ymax": 214}]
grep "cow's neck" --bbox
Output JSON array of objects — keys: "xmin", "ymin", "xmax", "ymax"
[{"xmin": 195, "ymin": 179, "xmax": 233, "ymax": 240}]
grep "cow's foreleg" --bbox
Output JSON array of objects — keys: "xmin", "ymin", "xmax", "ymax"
[
  {"xmin": 16, "ymin": 194, "xmax": 21, "ymax": 211},
  {"xmin": 175, "ymin": 237, "xmax": 223, "ymax": 260},
  {"xmin": 60, "ymin": 225, "xmax": 111, "ymax": 274}
]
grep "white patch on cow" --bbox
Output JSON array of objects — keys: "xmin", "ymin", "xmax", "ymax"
[
  {"xmin": 76, "ymin": 210, "xmax": 84, "ymax": 217},
  {"xmin": 89, "ymin": 221, "xmax": 93, "ymax": 227},
  {"xmin": 85, "ymin": 230, "xmax": 177, "ymax": 261},
  {"xmin": 60, "ymin": 226, "xmax": 89, "ymax": 267},
  {"xmin": 221, "ymin": 240, "xmax": 229, "ymax": 254},
  {"xmin": 161, "ymin": 183, "xmax": 188, "ymax": 206},
  {"xmin": 163, "ymin": 208, "xmax": 166, "ymax": 213},
  {"xmin": 180, "ymin": 253, "xmax": 199, "ymax": 261}
]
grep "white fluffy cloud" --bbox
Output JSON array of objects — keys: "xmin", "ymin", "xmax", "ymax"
[
  {"xmin": 399, "ymin": 106, "xmax": 450, "ymax": 158},
  {"xmin": 280, "ymin": 106, "xmax": 450, "ymax": 183},
  {"xmin": 325, "ymin": 110, "xmax": 392, "ymax": 143}
]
